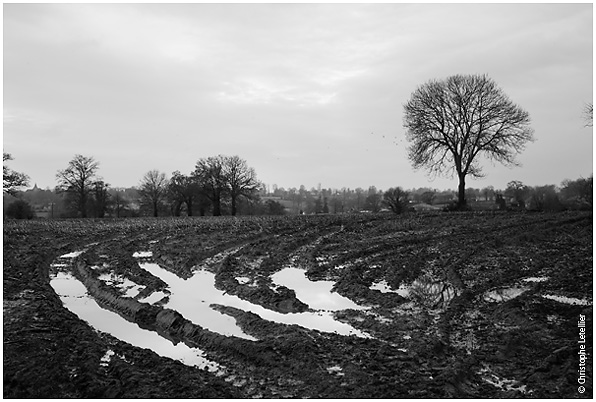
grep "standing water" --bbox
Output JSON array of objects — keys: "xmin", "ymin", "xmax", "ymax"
[
  {"xmin": 49, "ymin": 270, "xmax": 220, "ymax": 371},
  {"xmin": 271, "ymin": 267, "xmax": 369, "ymax": 311},
  {"xmin": 138, "ymin": 262, "xmax": 371, "ymax": 338}
]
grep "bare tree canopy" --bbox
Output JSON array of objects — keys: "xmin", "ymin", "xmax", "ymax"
[
  {"xmin": 3, "ymin": 152, "xmax": 30, "ymax": 196},
  {"xmin": 224, "ymin": 155, "xmax": 259, "ymax": 216},
  {"xmin": 168, "ymin": 170, "xmax": 206, "ymax": 216},
  {"xmin": 383, "ymin": 187, "xmax": 409, "ymax": 214},
  {"xmin": 403, "ymin": 74, "xmax": 534, "ymax": 208},
  {"xmin": 56, "ymin": 154, "xmax": 99, "ymax": 218},
  {"xmin": 583, "ymin": 102, "xmax": 593, "ymax": 127},
  {"xmin": 138, "ymin": 170, "xmax": 169, "ymax": 217},
  {"xmin": 194, "ymin": 155, "xmax": 227, "ymax": 216}
]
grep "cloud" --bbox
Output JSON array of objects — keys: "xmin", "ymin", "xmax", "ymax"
[{"xmin": 3, "ymin": 3, "xmax": 592, "ymax": 191}]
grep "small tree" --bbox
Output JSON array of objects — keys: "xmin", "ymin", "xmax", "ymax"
[
  {"xmin": 404, "ymin": 74, "xmax": 534, "ymax": 209},
  {"xmin": 481, "ymin": 186, "xmax": 495, "ymax": 201},
  {"xmin": 265, "ymin": 199, "xmax": 286, "ymax": 215},
  {"xmin": 561, "ymin": 176, "xmax": 593, "ymax": 209},
  {"xmin": 419, "ymin": 190, "xmax": 436, "ymax": 205},
  {"xmin": 3, "ymin": 153, "xmax": 30, "ymax": 196},
  {"xmin": 495, "ymin": 193, "xmax": 507, "ymax": 210},
  {"xmin": 527, "ymin": 185, "xmax": 563, "ymax": 212},
  {"xmin": 504, "ymin": 180, "xmax": 530, "ymax": 209},
  {"xmin": 314, "ymin": 195, "xmax": 323, "ymax": 214},
  {"xmin": 5, "ymin": 199, "xmax": 35, "ymax": 219},
  {"xmin": 138, "ymin": 170, "xmax": 169, "ymax": 217},
  {"xmin": 364, "ymin": 191, "xmax": 383, "ymax": 213},
  {"xmin": 110, "ymin": 189, "xmax": 130, "ymax": 218},
  {"xmin": 91, "ymin": 180, "xmax": 110, "ymax": 218},
  {"xmin": 383, "ymin": 187, "xmax": 409, "ymax": 214},
  {"xmin": 56, "ymin": 155, "xmax": 99, "ymax": 218}
]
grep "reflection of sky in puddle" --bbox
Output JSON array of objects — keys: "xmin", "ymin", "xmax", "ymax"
[
  {"xmin": 522, "ymin": 277, "xmax": 549, "ymax": 283},
  {"xmin": 139, "ymin": 290, "xmax": 169, "ymax": 304},
  {"xmin": 477, "ymin": 364, "xmax": 530, "ymax": 394},
  {"xmin": 49, "ymin": 272, "xmax": 220, "ymax": 371},
  {"xmin": 370, "ymin": 280, "xmax": 410, "ymax": 297},
  {"xmin": 59, "ymin": 250, "xmax": 85, "ymax": 259},
  {"xmin": 133, "ymin": 251, "xmax": 153, "ymax": 258},
  {"xmin": 140, "ymin": 263, "xmax": 371, "ymax": 339},
  {"xmin": 542, "ymin": 294, "xmax": 591, "ymax": 306},
  {"xmin": 271, "ymin": 267, "xmax": 369, "ymax": 311},
  {"xmin": 483, "ymin": 287, "xmax": 527, "ymax": 303},
  {"xmin": 98, "ymin": 273, "xmax": 145, "ymax": 298}
]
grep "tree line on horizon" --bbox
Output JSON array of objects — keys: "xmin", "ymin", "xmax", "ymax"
[
  {"xmin": 7, "ymin": 153, "xmax": 262, "ymax": 219},
  {"xmin": 4, "ymin": 73, "xmax": 592, "ymax": 219},
  {"xmin": 3, "ymin": 150, "xmax": 592, "ymax": 219}
]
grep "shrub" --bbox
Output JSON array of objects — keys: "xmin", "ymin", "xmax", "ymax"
[{"xmin": 5, "ymin": 199, "xmax": 35, "ymax": 220}]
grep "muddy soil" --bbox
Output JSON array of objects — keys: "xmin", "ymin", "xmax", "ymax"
[{"xmin": 4, "ymin": 212, "xmax": 593, "ymax": 398}]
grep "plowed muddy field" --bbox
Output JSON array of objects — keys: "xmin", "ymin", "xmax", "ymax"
[{"xmin": 4, "ymin": 212, "xmax": 593, "ymax": 398}]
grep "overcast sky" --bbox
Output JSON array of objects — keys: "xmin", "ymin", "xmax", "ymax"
[{"xmin": 3, "ymin": 3, "xmax": 593, "ymax": 192}]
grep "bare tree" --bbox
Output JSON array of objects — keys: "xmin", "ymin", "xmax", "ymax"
[
  {"xmin": 56, "ymin": 154, "xmax": 99, "ymax": 218},
  {"xmin": 138, "ymin": 170, "xmax": 169, "ymax": 217},
  {"xmin": 363, "ymin": 187, "xmax": 382, "ymax": 213},
  {"xmin": 481, "ymin": 185, "xmax": 495, "ymax": 201},
  {"xmin": 168, "ymin": 170, "xmax": 208, "ymax": 216},
  {"xmin": 224, "ymin": 155, "xmax": 259, "ymax": 216},
  {"xmin": 420, "ymin": 190, "xmax": 436, "ymax": 205},
  {"xmin": 110, "ymin": 189, "xmax": 129, "ymax": 218},
  {"xmin": 91, "ymin": 180, "xmax": 110, "ymax": 218},
  {"xmin": 561, "ymin": 175, "xmax": 593, "ymax": 208},
  {"xmin": 3, "ymin": 153, "xmax": 29, "ymax": 196},
  {"xmin": 403, "ymin": 74, "xmax": 534, "ymax": 209},
  {"xmin": 194, "ymin": 155, "xmax": 227, "ymax": 216},
  {"xmin": 383, "ymin": 187, "xmax": 409, "ymax": 214},
  {"xmin": 504, "ymin": 180, "xmax": 530, "ymax": 209}
]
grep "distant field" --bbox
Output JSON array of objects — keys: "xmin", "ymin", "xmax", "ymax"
[{"xmin": 3, "ymin": 211, "xmax": 593, "ymax": 398}]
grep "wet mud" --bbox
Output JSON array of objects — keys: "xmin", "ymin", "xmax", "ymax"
[{"xmin": 4, "ymin": 212, "xmax": 593, "ymax": 398}]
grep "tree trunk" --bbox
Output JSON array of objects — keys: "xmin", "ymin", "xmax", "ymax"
[
  {"xmin": 186, "ymin": 198, "xmax": 193, "ymax": 216},
  {"xmin": 79, "ymin": 189, "xmax": 87, "ymax": 218},
  {"xmin": 153, "ymin": 201, "xmax": 159, "ymax": 217},
  {"xmin": 457, "ymin": 173, "xmax": 467, "ymax": 209},
  {"xmin": 172, "ymin": 201, "xmax": 182, "ymax": 217},
  {"xmin": 231, "ymin": 195, "xmax": 237, "ymax": 216},
  {"xmin": 115, "ymin": 194, "xmax": 121, "ymax": 218},
  {"xmin": 212, "ymin": 191, "xmax": 221, "ymax": 216}
]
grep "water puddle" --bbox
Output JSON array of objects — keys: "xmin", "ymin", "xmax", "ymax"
[
  {"xmin": 235, "ymin": 277, "xmax": 257, "ymax": 286},
  {"xmin": 370, "ymin": 275, "xmax": 458, "ymax": 309},
  {"xmin": 59, "ymin": 250, "xmax": 86, "ymax": 259},
  {"xmin": 139, "ymin": 263, "xmax": 371, "ymax": 339},
  {"xmin": 133, "ymin": 251, "xmax": 153, "ymax": 259},
  {"xmin": 271, "ymin": 267, "xmax": 369, "ymax": 311},
  {"xmin": 542, "ymin": 294, "xmax": 591, "ymax": 306},
  {"xmin": 370, "ymin": 280, "xmax": 410, "ymax": 297},
  {"xmin": 138, "ymin": 290, "xmax": 170, "ymax": 304},
  {"xmin": 522, "ymin": 277, "xmax": 549, "ymax": 283},
  {"xmin": 139, "ymin": 263, "xmax": 258, "ymax": 341},
  {"xmin": 98, "ymin": 272, "xmax": 145, "ymax": 298},
  {"xmin": 326, "ymin": 365, "xmax": 344, "ymax": 376},
  {"xmin": 100, "ymin": 349, "xmax": 115, "ymax": 367},
  {"xmin": 49, "ymin": 271, "xmax": 220, "ymax": 371},
  {"xmin": 407, "ymin": 277, "xmax": 458, "ymax": 309},
  {"xmin": 477, "ymin": 364, "xmax": 531, "ymax": 394},
  {"xmin": 483, "ymin": 287, "xmax": 528, "ymax": 303}
]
